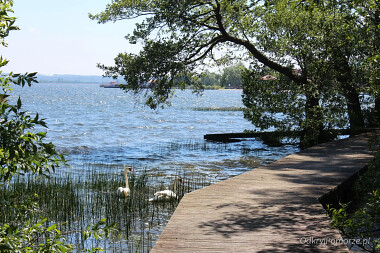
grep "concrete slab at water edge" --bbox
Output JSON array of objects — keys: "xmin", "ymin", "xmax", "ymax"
[{"xmin": 151, "ymin": 132, "xmax": 377, "ymax": 252}]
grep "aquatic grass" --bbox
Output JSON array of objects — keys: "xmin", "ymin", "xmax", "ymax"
[
  {"xmin": 0, "ymin": 140, "xmax": 230, "ymax": 251},
  {"xmin": 192, "ymin": 106, "xmax": 244, "ymax": 111},
  {"xmin": 161, "ymin": 139, "xmax": 289, "ymax": 157},
  {"xmin": 0, "ymin": 174, "xmax": 81, "ymax": 226},
  {"xmin": 0, "ymin": 162, "xmax": 215, "ymax": 252},
  {"xmin": 157, "ymin": 139, "xmax": 254, "ymax": 154}
]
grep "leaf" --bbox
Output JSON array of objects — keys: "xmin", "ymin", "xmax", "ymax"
[
  {"xmin": 16, "ymin": 97, "xmax": 22, "ymax": 109},
  {"xmin": 36, "ymin": 132, "xmax": 47, "ymax": 137},
  {"xmin": 27, "ymin": 72, "xmax": 37, "ymax": 77},
  {"xmin": 82, "ymin": 230, "xmax": 90, "ymax": 241},
  {"xmin": 47, "ymin": 223, "xmax": 57, "ymax": 232}
]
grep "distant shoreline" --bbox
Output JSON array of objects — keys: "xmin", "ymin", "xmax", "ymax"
[
  {"xmin": 36, "ymin": 80, "xmax": 243, "ymax": 90},
  {"xmin": 36, "ymin": 74, "xmax": 121, "ymax": 84}
]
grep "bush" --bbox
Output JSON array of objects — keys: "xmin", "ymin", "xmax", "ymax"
[
  {"xmin": 328, "ymin": 135, "xmax": 380, "ymax": 252},
  {"xmin": 0, "ymin": 1, "xmax": 116, "ymax": 251}
]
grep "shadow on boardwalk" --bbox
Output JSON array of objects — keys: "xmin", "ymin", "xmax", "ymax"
[{"xmin": 152, "ymin": 132, "xmax": 377, "ymax": 253}]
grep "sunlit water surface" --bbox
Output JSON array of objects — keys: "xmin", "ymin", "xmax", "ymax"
[
  {"xmin": 9, "ymin": 83, "xmax": 299, "ymax": 251},
  {"xmin": 12, "ymin": 83, "xmax": 297, "ymax": 180}
]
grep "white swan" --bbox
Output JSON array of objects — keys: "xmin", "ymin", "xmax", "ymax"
[
  {"xmin": 117, "ymin": 166, "xmax": 133, "ymax": 198},
  {"xmin": 149, "ymin": 177, "xmax": 184, "ymax": 202}
]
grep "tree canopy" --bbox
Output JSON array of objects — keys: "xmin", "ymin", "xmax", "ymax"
[
  {"xmin": 220, "ymin": 62, "xmax": 244, "ymax": 88},
  {"xmin": 90, "ymin": 0, "xmax": 309, "ymax": 105},
  {"xmin": 91, "ymin": 0, "xmax": 379, "ymax": 148}
]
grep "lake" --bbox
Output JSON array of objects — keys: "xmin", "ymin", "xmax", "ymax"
[
  {"xmin": 8, "ymin": 83, "xmax": 299, "ymax": 251},
  {"xmin": 12, "ymin": 83, "xmax": 297, "ymax": 180}
]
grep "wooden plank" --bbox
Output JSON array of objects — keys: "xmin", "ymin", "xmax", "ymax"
[
  {"xmin": 151, "ymin": 131, "xmax": 377, "ymax": 252},
  {"xmin": 203, "ymin": 129, "xmax": 354, "ymax": 142},
  {"xmin": 204, "ymin": 131, "xmax": 294, "ymax": 141}
]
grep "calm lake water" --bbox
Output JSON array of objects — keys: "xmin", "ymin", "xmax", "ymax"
[{"xmin": 11, "ymin": 83, "xmax": 298, "ymax": 180}]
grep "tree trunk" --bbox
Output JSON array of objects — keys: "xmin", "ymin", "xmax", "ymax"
[
  {"xmin": 341, "ymin": 82, "xmax": 365, "ymax": 133},
  {"xmin": 375, "ymin": 94, "xmax": 380, "ymax": 126},
  {"xmin": 334, "ymin": 54, "xmax": 365, "ymax": 133},
  {"xmin": 300, "ymin": 88, "xmax": 325, "ymax": 149}
]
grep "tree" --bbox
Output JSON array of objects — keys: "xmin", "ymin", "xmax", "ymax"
[
  {"xmin": 242, "ymin": 0, "xmax": 379, "ymax": 136},
  {"xmin": 220, "ymin": 63, "xmax": 244, "ymax": 88},
  {"xmin": 0, "ymin": 2, "xmax": 115, "ymax": 251},
  {"xmin": 0, "ymin": 1, "xmax": 65, "ymax": 182},
  {"xmin": 241, "ymin": 0, "xmax": 366, "ymax": 147},
  {"xmin": 90, "ymin": 0, "xmax": 378, "ymax": 147},
  {"xmin": 0, "ymin": 1, "xmax": 71, "ymax": 250},
  {"xmin": 89, "ymin": 1, "xmax": 311, "ymax": 103},
  {"xmin": 200, "ymin": 70, "xmax": 221, "ymax": 87},
  {"xmin": 352, "ymin": 0, "xmax": 380, "ymax": 126}
]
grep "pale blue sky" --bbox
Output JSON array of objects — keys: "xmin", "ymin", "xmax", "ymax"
[{"xmin": 3, "ymin": 0, "xmax": 141, "ymax": 75}]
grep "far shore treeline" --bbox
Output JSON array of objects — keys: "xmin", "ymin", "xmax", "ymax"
[{"xmin": 36, "ymin": 65, "xmax": 244, "ymax": 89}]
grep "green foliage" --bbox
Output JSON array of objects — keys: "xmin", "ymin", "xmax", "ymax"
[
  {"xmin": 91, "ymin": 0, "xmax": 379, "ymax": 148},
  {"xmin": 242, "ymin": 0, "xmax": 379, "ymax": 147},
  {"xmin": 0, "ymin": 201, "xmax": 117, "ymax": 253},
  {"xmin": 329, "ymin": 136, "xmax": 380, "ymax": 252},
  {"xmin": 0, "ymin": 90, "xmax": 66, "ymax": 181},
  {"xmin": 0, "ymin": 0, "xmax": 65, "ymax": 182},
  {"xmin": 355, "ymin": 155, "xmax": 380, "ymax": 198},
  {"xmin": 0, "ymin": 193, "xmax": 73, "ymax": 252},
  {"xmin": 220, "ymin": 63, "xmax": 244, "ymax": 88},
  {"xmin": 82, "ymin": 218, "xmax": 118, "ymax": 246},
  {"xmin": 200, "ymin": 70, "xmax": 221, "ymax": 87},
  {"xmin": 0, "ymin": 0, "xmax": 18, "ymax": 47},
  {"xmin": 97, "ymin": 40, "xmax": 194, "ymax": 109},
  {"xmin": 89, "ymin": 0, "xmax": 278, "ymax": 109},
  {"xmin": 0, "ymin": 216, "xmax": 73, "ymax": 252},
  {"xmin": 242, "ymin": 65, "xmax": 305, "ymax": 132},
  {"xmin": 242, "ymin": 65, "xmax": 349, "ymax": 140},
  {"xmin": 94, "ymin": 0, "xmax": 380, "ymax": 154},
  {"xmin": 0, "ymin": 1, "xmax": 116, "ymax": 252},
  {"xmin": 329, "ymin": 191, "xmax": 380, "ymax": 252}
]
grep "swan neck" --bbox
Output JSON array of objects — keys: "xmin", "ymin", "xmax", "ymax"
[{"xmin": 125, "ymin": 171, "xmax": 129, "ymax": 188}]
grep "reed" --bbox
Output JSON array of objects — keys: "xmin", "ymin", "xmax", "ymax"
[
  {"xmin": 192, "ymin": 106, "xmax": 244, "ymax": 111},
  {"xmin": 0, "ymin": 163, "xmax": 214, "ymax": 252},
  {"xmin": 158, "ymin": 139, "xmax": 249, "ymax": 153}
]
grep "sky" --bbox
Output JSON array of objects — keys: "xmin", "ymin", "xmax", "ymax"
[{"xmin": 2, "ymin": 0, "xmax": 141, "ymax": 76}]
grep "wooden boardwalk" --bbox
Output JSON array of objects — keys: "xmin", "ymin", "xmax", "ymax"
[{"xmin": 151, "ymin": 132, "xmax": 377, "ymax": 252}]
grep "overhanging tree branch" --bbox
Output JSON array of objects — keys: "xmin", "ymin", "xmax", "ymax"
[{"xmin": 213, "ymin": 0, "xmax": 306, "ymax": 84}]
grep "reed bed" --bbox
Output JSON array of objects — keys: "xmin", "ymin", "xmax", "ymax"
[
  {"xmin": 0, "ymin": 162, "xmax": 214, "ymax": 252},
  {"xmin": 157, "ymin": 139, "xmax": 267, "ymax": 155},
  {"xmin": 1, "ymin": 138, "xmax": 295, "ymax": 251},
  {"xmin": 192, "ymin": 106, "xmax": 244, "ymax": 111}
]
